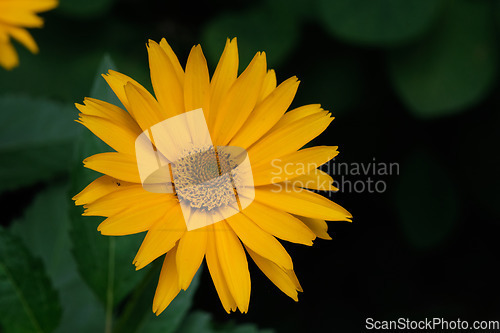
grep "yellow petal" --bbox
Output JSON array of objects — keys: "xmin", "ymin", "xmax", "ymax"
[
  {"xmin": 176, "ymin": 227, "xmax": 207, "ymax": 290},
  {"xmin": 6, "ymin": 26, "xmax": 37, "ymax": 53},
  {"xmin": 246, "ymin": 247, "xmax": 299, "ymax": 301},
  {"xmin": 257, "ymin": 69, "xmax": 277, "ymax": 103},
  {"xmin": 208, "ymin": 38, "xmax": 238, "ymax": 133},
  {"xmin": 0, "ymin": 0, "xmax": 58, "ymax": 12},
  {"xmin": 77, "ymin": 114, "xmax": 138, "ymax": 154},
  {"xmin": 77, "ymin": 98, "xmax": 141, "ymax": 136},
  {"xmin": 83, "ymin": 152, "xmax": 141, "ymax": 183},
  {"xmin": 124, "ymin": 82, "xmax": 165, "ymax": 131},
  {"xmin": 152, "ymin": 246, "xmax": 181, "ymax": 315},
  {"xmin": 286, "ymin": 268, "xmax": 303, "ymax": 292},
  {"xmin": 226, "ymin": 212, "xmax": 293, "ymax": 270},
  {"xmin": 184, "ymin": 45, "xmax": 210, "ymax": 118},
  {"xmin": 0, "ymin": 9, "xmax": 43, "ymax": 28},
  {"xmin": 247, "ymin": 112, "xmax": 333, "ymax": 166},
  {"xmin": 147, "ymin": 40, "xmax": 184, "ymax": 118},
  {"xmin": 102, "ymin": 70, "xmax": 153, "ymax": 114},
  {"xmin": 230, "ymin": 76, "xmax": 299, "ymax": 149},
  {"xmin": 159, "ymin": 38, "xmax": 184, "ymax": 85},
  {"xmin": 133, "ymin": 204, "xmax": 186, "ymax": 270},
  {"xmin": 242, "ymin": 201, "xmax": 315, "ymax": 246},
  {"xmin": 97, "ymin": 194, "xmax": 176, "ymax": 236},
  {"xmin": 285, "ymin": 168, "xmax": 339, "ymax": 192},
  {"xmin": 83, "ymin": 185, "xmax": 171, "ymax": 217},
  {"xmin": 296, "ymin": 216, "xmax": 332, "ymax": 240},
  {"xmin": 271, "ymin": 104, "xmax": 324, "ymax": 132},
  {"xmin": 206, "ymin": 224, "xmax": 237, "ymax": 313},
  {"xmin": 212, "ymin": 52, "xmax": 267, "ymax": 145},
  {"xmin": 214, "ymin": 220, "xmax": 250, "ymax": 313},
  {"xmin": 252, "ymin": 146, "xmax": 339, "ymax": 185},
  {"xmin": 0, "ymin": 39, "xmax": 18, "ymax": 70},
  {"xmin": 254, "ymin": 185, "xmax": 352, "ymax": 221},
  {"xmin": 73, "ymin": 175, "xmax": 133, "ymax": 206}
]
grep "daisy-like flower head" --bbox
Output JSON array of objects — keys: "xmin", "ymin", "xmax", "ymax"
[
  {"xmin": 73, "ymin": 38, "xmax": 352, "ymax": 314},
  {"xmin": 0, "ymin": 0, "xmax": 57, "ymax": 70}
]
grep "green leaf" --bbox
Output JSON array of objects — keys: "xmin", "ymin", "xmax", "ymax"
[
  {"xmin": 396, "ymin": 149, "xmax": 459, "ymax": 250},
  {"xmin": 0, "ymin": 44, "xmax": 104, "ymax": 103},
  {"xmin": 0, "ymin": 95, "xmax": 80, "ymax": 194},
  {"xmin": 389, "ymin": 0, "xmax": 497, "ymax": 117},
  {"xmin": 57, "ymin": 0, "xmax": 115, "ymax": 18},
  {"xmin": 176, "ymin": 311, "xmax": 214, "ymax": 333},
  {"xmin": 10, "ymin": 185, "xmax": 105, "ymax": 333},
  {"xmin": 0, "ymin": 227, "xmax": 62, "ymax": 333},
  {"xmin": 202, "ymin": 1, "xmax": 299, "ymax": 68},
  {"xmin": 317, "ymin": 0, "xmax": 443, "ymax": 46},
  {"xmin": 69, "ymin": 55, "xmax": 146, "ymax": 310}
]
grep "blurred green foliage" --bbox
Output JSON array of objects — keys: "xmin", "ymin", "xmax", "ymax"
[{"xmin": 1, "ymin": 0, "xmax": 499, "ymax": 332}]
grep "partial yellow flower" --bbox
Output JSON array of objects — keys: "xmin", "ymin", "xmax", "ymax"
[
  {"xmin": 73, "ymin": 38, "xmax": 352, "ymax": 315},
  {"xmin": 0, "ymin": 0, "xmax": 58, "ymax": 70}
]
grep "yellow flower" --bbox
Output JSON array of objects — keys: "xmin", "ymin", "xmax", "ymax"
[
  {"xmin": 73, "ymin": 38, "xmax": 352, "ymax": 315},
  {"xmin": 0, "ymin": 0, "xmax": 57, "ymax": 70}
]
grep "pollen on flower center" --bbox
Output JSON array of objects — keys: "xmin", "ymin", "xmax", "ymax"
[{"xmin": 171, "ymin": 146, "xmax": 239, "ymax": 211}]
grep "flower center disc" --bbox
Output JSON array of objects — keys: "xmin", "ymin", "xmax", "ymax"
[{"xmin": 171, "ymin": 146, "xmax": 239, "ymax": 211}]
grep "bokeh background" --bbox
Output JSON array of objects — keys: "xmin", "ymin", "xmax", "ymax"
[{"xmin": 1, "ymin": 0, "xmax": 500, "ymax": 332}]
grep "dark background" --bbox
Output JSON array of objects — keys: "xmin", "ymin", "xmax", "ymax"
[{"xmin": 1, "ymin": 0, "xmax": 500, "ymax": 332}]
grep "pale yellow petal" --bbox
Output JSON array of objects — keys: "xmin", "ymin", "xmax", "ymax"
[
  {"xmin": 133, "ymin": 204, "xmax": 186, "ymax": 270},
  {"xmin": 212, "ymin": 51, "xmax": 267, "ymax": 145},
  {"xmin": 152, "ymin": 246, "xmax": 181, "ymax": 315},
  {"xmin": 246, "ymin": 247, "xmax": 299, "ymax": 301},
  {"xmin": 83, "ymin": 152, "xmax": 141, "ymax": 183},
  {"xmin": 226, "ymin": 212, "xmax": 293, "ymax": 270},
  {"xmin": 214, "ymin": 220, "xmax": 251, "ymax": 313},
  {"xmin": 242, "ymin": 201, "xmax": 315, "ymax": 246},
  {"xmin": 252, "ymin": 146, "xmax": 339, "ymax": 185},
  {"xmin": 208, "ymin": 38, "xmax": 238, "ymax": 133},
  {"xmin": 176, "ymin": 227, "xmax": 207, "ymax": 290},
  {"xmin": 147, "ymin": 40, "xmax": 184, "ymax": 118},
  {"xmin": 206, "ymin": 224, "xmax": 237, "ymax": 313},
  {"xmin": 254, "ymin": 186, "xmax": 352, "ymax": 221},
  {"xmin": 230, "ymin": 76, "xmax": 299, "ymax": 149}
]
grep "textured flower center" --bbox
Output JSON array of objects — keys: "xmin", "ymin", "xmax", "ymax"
[{"xmin": 171, "ymin": 146, "xmax": 238, "ymax": 211}]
